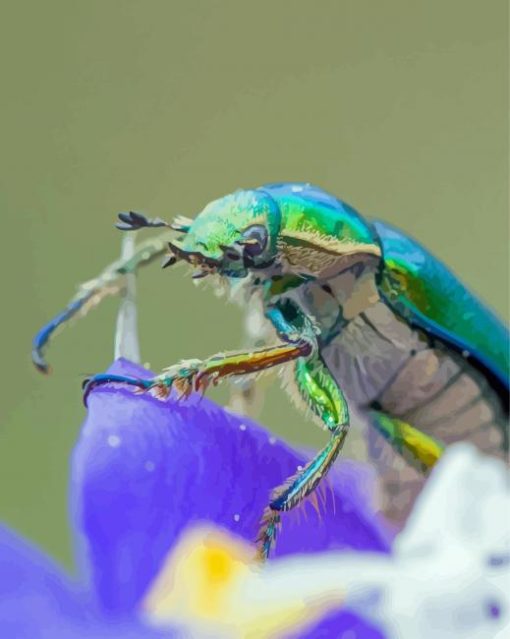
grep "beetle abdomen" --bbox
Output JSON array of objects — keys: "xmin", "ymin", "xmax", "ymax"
[
  {"xmin": 321, "ymin": 298, "xmax": 507, "ymax": 448},
  {"xmin": 321, "ymin": 297, "xmax": 507, "ymax": 521}
]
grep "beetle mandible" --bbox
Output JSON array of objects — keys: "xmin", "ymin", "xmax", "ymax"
[{"xmin": 33, "ymin": 182, "xmax": 509, "ymax": 559}]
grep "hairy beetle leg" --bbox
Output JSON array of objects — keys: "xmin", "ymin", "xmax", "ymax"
[
  {"xmin": 82, "ymin": 371, "xmax": 189, "ymax": 406},
  {"xmin": 83, "ymin": 338, "xmax": 313, "ymax": 407},
  {"xmin": 256, "ymin": 354, "xmax": 350, "ymax": 560},
  {"xmin": 82, "ymin": 360, "xmax": 214, "ymax": 406},
  {"xmin": 256, "ymin": 424, "xmax": 349, "ymax": 561},
  {"xmin": 33, "ymin": 230, "xmax": 175, "ymax": 374}
]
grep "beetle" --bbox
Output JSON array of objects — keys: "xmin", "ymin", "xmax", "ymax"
[{"xmin": 33, "ymin": 182, "xmax": 509, "ymax": 559}]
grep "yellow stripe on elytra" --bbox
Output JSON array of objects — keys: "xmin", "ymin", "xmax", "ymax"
[
  {"xmin": 373, "ymin": 412, "xmax": 444, "ymax": 472},
  {"xmin": 397, "ymin": 420, "xmax": 444, "ymax": 470}
]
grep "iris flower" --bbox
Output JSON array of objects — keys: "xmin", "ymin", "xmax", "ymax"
[
  {"xmin": 0, "ymin": 354, "xmax": 389, "ymax": 638},
  {"xmin": 4, "ymin": 365, "xmax": 508, "ymax": 638}
]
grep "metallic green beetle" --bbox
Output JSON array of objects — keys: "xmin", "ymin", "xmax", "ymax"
[{"xmin": 33, "ymin": 182, "xmax": 509, "ymax": 559}]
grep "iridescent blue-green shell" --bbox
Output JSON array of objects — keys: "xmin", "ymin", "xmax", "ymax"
[{"xmin": 374, "ymin": 221, "xmax": 509, "ymax": 405}]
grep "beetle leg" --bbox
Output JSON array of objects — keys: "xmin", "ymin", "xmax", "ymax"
[
  {"xmin": 83, "ymin": 302, "xmax": 318, "ymax": 403},
  {"xmin": 256, "ymin": 356, "xmax": 350, "ymax": 560},
  {"xmin": 32, "ymin": 231, "xmax": 174, "ymax": 373},
  {"xmin": 82, "ymin": 338, "xmax": 314, "ymax": 405}
]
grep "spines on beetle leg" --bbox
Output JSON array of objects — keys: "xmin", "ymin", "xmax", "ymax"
[
  {"xmin": 278, "ymin": 362, "xmax": 322, "ymax": 429},
  {"xmin": 293, "ymin": 357, "xmax": 349, "ymax": 431},
  {"xmin": 256, "ymin": 482, "xmax": 330, "ymax": 560},
  {"xmin": 256, "ymin": 508, "xmax": 281, "ymax": 561},
  {"xmin": 257, "ymin": 426, "xmax": 348, "ymax": 559}
]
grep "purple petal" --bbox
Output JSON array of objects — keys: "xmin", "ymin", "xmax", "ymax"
[
  {"xmin": 72, "ymin": 359, "xmax": 390, "ymax": 622},
  {"xmin": 0, "ymin": 525, "xmax": 170, "ymax": 639}
]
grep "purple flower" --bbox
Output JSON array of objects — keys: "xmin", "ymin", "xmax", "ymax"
[
  {"xmin": 1, "ymin": 358, "xmax": 389, "ymax": 638},
  {"xmin": 0, "ymin": 526, "xmax": 168, "ymax": 638}
]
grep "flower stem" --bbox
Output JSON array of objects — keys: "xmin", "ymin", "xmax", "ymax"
[{"xmin": 114, "ymin": 234, "xmax": 141, "ymax": 363}]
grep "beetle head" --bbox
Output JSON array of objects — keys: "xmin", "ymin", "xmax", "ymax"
[{"xmin": 167, "ymin": 190, "xmax": 281, "ymax": 279}]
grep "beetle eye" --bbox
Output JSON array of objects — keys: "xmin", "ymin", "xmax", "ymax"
[{"xmin": 241, "ymin": 225, "xmax": 268, "ymax": 257}]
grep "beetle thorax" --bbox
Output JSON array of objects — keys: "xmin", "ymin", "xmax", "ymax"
[{"xmin": 283, "ymin": 257, "xmax": 381, "ymax": 339}]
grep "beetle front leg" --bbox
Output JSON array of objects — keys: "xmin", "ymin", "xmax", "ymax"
[
  {"xmin": 83, "ymin": 339, "xmax": 314, "ymax": 405},
  {"xmin": 83, "ymin": 302, "xmax": 318, "ymax": 404},
  {"xmin": 33, "ymin": 230, "xmax": 174, "ymax": 373},
  {"xmin": 256, "ymin": 355, "xmax": 350, "ymax": 560}
]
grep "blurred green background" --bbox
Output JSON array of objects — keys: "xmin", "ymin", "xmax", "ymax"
[{"xmin": 0, "ymin": 0, "xmax": 507, "ymax": 569}]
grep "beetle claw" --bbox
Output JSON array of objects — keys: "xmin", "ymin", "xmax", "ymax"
[{"xmin": 82, "ymin": 373, "xmax": 150, "ymax": 406}]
